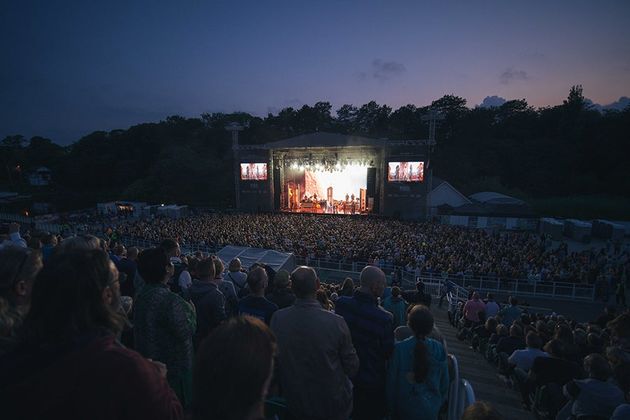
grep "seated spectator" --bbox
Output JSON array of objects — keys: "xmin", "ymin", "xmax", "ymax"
[
  {"xmin": 238, "ymin": 267, "xmax": 278, "ymax": 325},
  {"xmin": 607, "ymin": 312, "xmax": 630, "ymax": 356},
  {"xmin": 509, "ymin": 332, "xmax": 548, "ymax": 372},
  {"xmin": 606, "ymin": 346, "xmax": 630, "ymax": 399},
  {"xmin": 382, "ymin": 286, "xmax": 408, "ymax": 329},
  {"xmin": 189, "ymin": 258, "xmax": 227, "ymax": 348},
  {"xmin": 594, "ymin": 305, "xmax": 616, "ymax": 329},
  {"xmin": 270, "ymin": 266, "xmax": 359, "ymax": 420},
  {"xmin": 495, "ymin": 325, "xmax": 525, "ymax": 373},
  {"xmin": 0, "ymin": 249, "xmax": 182, "ymax": 420},
  {"xmin": 213, "ymin": 258, "xmax": 238, "ymax": 317},
  {"xmin": 225, "ymin": 258, "xmax": 248, "ymax": 297},
  {"xmin": 266, "ymin": 269, "xmax": 296, "ymax": 309},
  {"xmin": 0, "ymin": 246, "xmax": 42, "ymax": 355},
  {"xmin": 489, "ymin": 324, "xmax": 508, "ymax": 347},
  {"xmin": 461, "ymin": 401, "xmax": 503, "ymax": 420},
  {"xmin": 387, "ymin": 305, "xmax": 449, "ymax": 420},
  {"xmin": 193, "ymin": 316, "xmax": 276, "ymax": 420},
  {"xmin": 554, "ymin": 323, "xmax": 580, "ymax": 364},
  {"xmin": 471, "ymin": 317, "xmax": 498, "ymax": 352},
  {"xmin": 556, "ymin": 354, "xmax": 625, "ymax": 420},
  {"xmin": 134, "ymin": 248, "xmax": 197, "ymax": 408},
  {"xmin": 484, "ymin": 293, "xmax": 500, "ymax": 318},
  {"xmin": 498, "ymin": 296, "xmax": 522, "ymax": 326},
  {"xmin": 529, "ymin": 339, "xmax": 583, "ymax": 389},
  {"xmin": 496, "ymin": 324, "xmax": 526, "ymax": 359},
  {"xmin": 0, "ymin": 223, "xmax": 27, "ymax": 249}
]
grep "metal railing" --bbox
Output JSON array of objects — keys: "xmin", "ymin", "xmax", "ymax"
[{"xmin": 297, "ymin": 256, "xmax": 596, "ymax": 301}]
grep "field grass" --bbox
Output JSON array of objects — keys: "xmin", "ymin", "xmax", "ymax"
[{"xmin": 531, "ymin": 195, "xmax": 630, "ymax": 220}]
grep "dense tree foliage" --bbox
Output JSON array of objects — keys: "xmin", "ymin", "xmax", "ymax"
[{"xmin": 1, "ymin": 86, "xmax": 628, "ymax": 215}]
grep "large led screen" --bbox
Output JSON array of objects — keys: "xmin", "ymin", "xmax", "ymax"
[
  {"xmin": 240, "ymin": 163, "xmax": 268, "ymax": 181},
  {"xmin": 387, "ymin": 161, "xmax": 424, "ymax": 182}
]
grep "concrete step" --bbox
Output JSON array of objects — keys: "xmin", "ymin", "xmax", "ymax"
[{"xmin": 432, "ymin": 307, "xmax": 534, "ymax": 420}]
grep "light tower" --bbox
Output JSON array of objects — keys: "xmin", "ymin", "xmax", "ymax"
[
  {"xmin": 225, "ymin": 122, "xmax": 244, "ymax": 209},
  {"xmin": 420, "ymin": 109, "xmax": 444, "ymax": 220}
]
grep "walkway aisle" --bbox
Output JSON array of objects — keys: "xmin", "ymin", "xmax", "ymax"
[{"xmin": 432, "ymin": 306, "xmax": 533, "ymax": 420}]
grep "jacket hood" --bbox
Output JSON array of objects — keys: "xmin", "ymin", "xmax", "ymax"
[{"xmin": 189, "ymin": 280, "xmax": 217, "ymax": 297}]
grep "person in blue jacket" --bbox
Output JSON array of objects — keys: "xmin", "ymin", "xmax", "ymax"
[{"xmin": 387, "ymin": 304, "xmax": 449, "ymax": 420}]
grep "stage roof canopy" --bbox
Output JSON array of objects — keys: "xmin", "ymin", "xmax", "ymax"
[
  {"xmin": 264, "ymin": 132, "xmax": 385, "ymax": 149},
  {"xmin": 215, "ymin": 245, "xmax": 295, "ymax": 273}
]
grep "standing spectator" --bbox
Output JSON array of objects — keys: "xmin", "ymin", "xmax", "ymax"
[
  {"xmin": 403, "ymin": 281, "xmax": 432, "ymax": 307},
  {"xmin": 484, "ymin": 293, "xmax": 500, "ymax": 318},
  {"xmin": 134, "ymin": 248, "xmax": 197, "ymax": 408},
  {"xmin": 159, "ymin": 239, "xmax": 192, "ymax": 297},
  {"xmin": 117, "ymin": 246, "xmax": 138, "ymax": 297},
  {"xmin": 238, "ymin": 267, "xmax": 278, "ymax": 325},
  {"xmin": 498, "ymin": 296, "xmax": 522, "ymax": 326},
  {"xmin": 0, "ymin": 246, "xmax": 42, "ymax": 356},
  {"xmin": 335, "ymin": 266, "xmax": 394, "ymax": 420},
  {"xmin": 213, "ymin": 258, "xmax": 238, "ymax": 317},
  {"xmin": 271, "ymin": 266, "xmax": 359, "ymax": 420},
  {"xmin": 383, "ymin": 286, "xmax": 408, "ymax": 329},
  {"xmin": 267, "ymin": 269, "xmax": 296, "ymax": 309},
  {"xmin": 193, "ymin": 316, "xmax": 276, "ymax": 420},
  {"xmin": 463, "ymin": 292, "xmax": 486, "ymax": 326},
  {"xmin": 0, "ymin": 249, "xmax": 182, "ymax": 420},
  {"xmin": 387, "ymin": 305, "xmax": 449, "ymax": 420},
  {"xmin": 189, "ymin": 258, "xmax": 227, "ymax": 348},
  {"xmin": 340, "ymin": 277, "xmax": 355, "ymax": 297},
  {"xmin": 616, "ymin": 280, "xmax": 626, "ymax": 306},
  {"xmin": 225, "ymin": 258, "xmax": 248, "ymax": 297}
]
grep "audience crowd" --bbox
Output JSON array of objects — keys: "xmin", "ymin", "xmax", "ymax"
[
  {"xmin": 0, "ymin": 217, "xmax": 628, "ymax": 420},
  {"xmin": 452, "ymin": 290, "xmax": 630, "ymax": 419},
  {"xmin": 111, "ymin": 214, "xmax": 629, "ymax": 287}
]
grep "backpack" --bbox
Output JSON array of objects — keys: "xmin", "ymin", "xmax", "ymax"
[
  {"xmin": 168, "ymin": 260, "xmax": 188, "ymax": 295},
  {"xmin": 228, "ymin": 272, "xmax": 249, "ymax": 298}
]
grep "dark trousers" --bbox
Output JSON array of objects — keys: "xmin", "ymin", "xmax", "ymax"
[{"xmin": 352, "ymin": 386, "xmax": 386, "ymax": 420}]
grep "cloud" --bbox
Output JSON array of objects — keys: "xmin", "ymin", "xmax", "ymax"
[
  {"xmin": 585, "ymin": 96, "xmax": 629, "ymax": 112},
  {"xmin": 521, "ymin": 51, "xmax": 547, "ymax": 62},
  {"xmin": 500, "ymin": 67, "xmax": 528, "ymax": 85},
  {"xmin": 372, "ymin": 59, "xmax": 406, "ymax": 81},
  {"xmin": 478, "ymin": 95, "xmax": 507, "ymax": 108},
  {"xmin": 604, "ymin": 96, "xmax": 630, "ymax": 110}
]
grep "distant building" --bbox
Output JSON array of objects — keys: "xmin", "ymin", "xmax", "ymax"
[
  {"xmin": 427, "ymin": 176, "xmax": 472, "ymax": 214},
  {"xmin": 27, "ymin": 167, "xmax": 52, "ymax": 186},
  {"xmin": 437, "ymin": 190, "xmax": 537, "ymax": 231}
]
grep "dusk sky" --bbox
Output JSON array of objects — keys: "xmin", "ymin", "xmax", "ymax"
[{"xmin": 2, "ymin": 0, "xmax": 629, "ymax": 144}]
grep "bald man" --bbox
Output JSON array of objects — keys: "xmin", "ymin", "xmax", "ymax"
[
  {"xmin": 335, "ymin": 265, "xmax": 394, "ymax": 420},
  {"xmin": 271, "ymin": 266, "xmax": 359, "ymax": 420}
]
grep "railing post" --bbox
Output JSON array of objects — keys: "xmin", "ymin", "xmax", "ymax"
[
  {"xmin": 552, "ymin": 282, "xmax": 556, "ymax": 297},
  {"xmin": 572, "ymin": 284, "xmax": 576, "ymax": 299}
]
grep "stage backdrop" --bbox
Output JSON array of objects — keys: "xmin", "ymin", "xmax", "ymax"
[{"xmin": 303, "ymin": 166, "xmax": 367, "ymax": 200}]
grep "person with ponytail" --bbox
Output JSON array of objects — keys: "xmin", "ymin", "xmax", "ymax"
[{"xmin": 387, "ymin": 305, "xmax": 449, "ymax": 420}]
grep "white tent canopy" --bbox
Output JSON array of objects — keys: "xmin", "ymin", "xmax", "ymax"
[{"xmin": 216, "ymin": 245, "xmax": 295, "ymax": 273}]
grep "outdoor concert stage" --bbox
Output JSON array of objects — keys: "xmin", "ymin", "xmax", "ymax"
[{"xmin": 233, "ymin": 132, "xmax": 434, "ymax": 219}]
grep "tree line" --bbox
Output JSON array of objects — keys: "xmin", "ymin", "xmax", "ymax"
[{"xmin": 1, "ymin": 86, "xmax": 629, "ymax": 218}]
